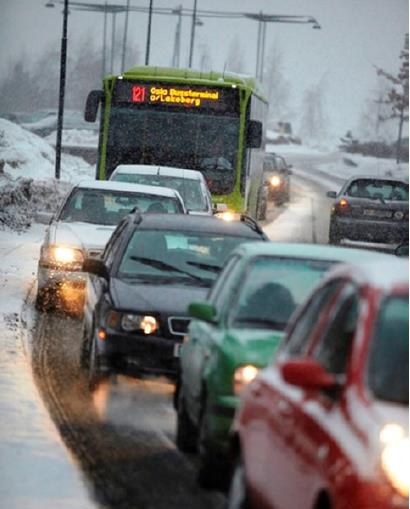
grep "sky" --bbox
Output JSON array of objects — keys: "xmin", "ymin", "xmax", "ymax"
[{"xmin": 0, "ymin": 0, "xmax": 408, "ymax": 138}]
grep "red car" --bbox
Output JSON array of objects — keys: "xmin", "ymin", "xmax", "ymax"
[{"xmin": 229, "ymin": 260, "xmax": 409, "ymax": 509}]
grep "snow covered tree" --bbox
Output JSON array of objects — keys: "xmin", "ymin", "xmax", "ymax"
[
  {"xmin": 299, "ymin": 77, "xmax": 329, "ymax": 143},
  {"xmin": 263, "ymin": 41, "xmax": 291, "ymax": 126},
  {"xmin": 375, "ymin": 33, "xmax": 409, "ymax": 162}
]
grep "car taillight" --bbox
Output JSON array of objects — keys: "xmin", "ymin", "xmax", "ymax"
[{"xmin": 335, "ymin": 198, "xmax": 351, "ymax": 215}]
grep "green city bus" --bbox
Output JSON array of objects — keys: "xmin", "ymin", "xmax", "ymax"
[{"xmin": 85, "ymin": 66, "xmax": 268, "ymax": 219}]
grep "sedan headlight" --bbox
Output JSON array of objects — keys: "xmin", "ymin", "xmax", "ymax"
[
  {"xmin": 121, "ymin": 314, "xmax": 158, "ymax": 334},
  {"xmin": 380, "ymin": 423, "xmax": 409, "ymax": 498},
  {"xmin": 41, "ymin": 245, "xmax": 84, "ymax": 270},
  {"xmin": 233, "ymin": 365, "xmax": 260, "ymax": 396},
  {"xmin": 270, "ymin": 175, "xmax": 282, "ymax": 187}
]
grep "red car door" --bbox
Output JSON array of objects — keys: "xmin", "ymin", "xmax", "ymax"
[{"xmin": 243, "ymin": 280, "xmax": 344, "ymax": 509}]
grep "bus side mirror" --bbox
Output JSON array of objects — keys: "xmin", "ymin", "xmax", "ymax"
[
  {"xmin": 85, "ymin": 90, "xmax": 104, "ymax": 122},
  {"xmin": 247, "ymin": 120, "xmax": 263, "ymax": 148}
]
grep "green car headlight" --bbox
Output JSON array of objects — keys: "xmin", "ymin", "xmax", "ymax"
[{"xmin": 233, "ymin": 365, "xmax": 260, "ymax": 396}]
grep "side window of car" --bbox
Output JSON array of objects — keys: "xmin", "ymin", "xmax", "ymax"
[
  {"xmin": 208, "ymin": 255, "xmax": 241, "ymax": 318},
  {"xmin": 312, "ymin": 283, "xmax": 359, "ymax": 376},
  {"xmin": 284, "ymin": 280, "xmax": 343, "ymax": 356}
]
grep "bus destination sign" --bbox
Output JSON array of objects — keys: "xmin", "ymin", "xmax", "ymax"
[
  {"xmin": 132, "ymin": 85, "xmax": 219, "ymax": 107},
  {"xmin": 114, "ymin": 81, "xmax": 238, "ymax": 114}
]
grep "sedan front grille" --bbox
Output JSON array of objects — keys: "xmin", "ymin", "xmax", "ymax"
[{"xmin": 168, "ymin": 317, "xmax": 190, "ymax": 336}]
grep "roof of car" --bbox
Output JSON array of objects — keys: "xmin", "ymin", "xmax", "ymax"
[
  {"xmin": 323, "ymin": 259, "xmax": 409, "ymax": 293},
  {"xmin": 75, "ymin": 179, "xmax": 183, "ymax": 198},
  {"xmin": 112, "ymin": 164, "xmax": 205, "ymax": 181},
  {"xmin": 134, "ymin": 213, "xmax": 265, "ymax": 237},
  {"xmin": 231, "ymin": 242, "xmax": 393, "ymax": 263}
]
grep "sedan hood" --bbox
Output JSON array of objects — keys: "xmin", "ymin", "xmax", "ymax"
[
  {"xmin": 109, "ymin": 278, "xmax": 208, "ymax": 314},
  {"xmin": 49, "ymin": 221, "xmax": 116, "ymax": 251}
]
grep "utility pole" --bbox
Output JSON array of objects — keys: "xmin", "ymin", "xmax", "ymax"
[
  {"xmin": 188, "ymin": 0, "xmax": 198, "ymax": 68},
  {"xmin": 102, "ymin": 2, "xmax": 107, "ymax": 78},
  {"xmin": 110, "ymin": 11, "xmax": 117, "ymax": 73},
  {"xmin": 55, "ymin": 0, "xmax": 69, "ymax": 180},
  {"xmin": 145, "ymin": 0, "xmax": 154, "ymax": 65},
  {"xmin": 121, "ymin": 0, "xmax": 131, "ymax": 71},
  {"xmin": 172, "ymin": 5, "xmax": 182, "ymax": 68}
]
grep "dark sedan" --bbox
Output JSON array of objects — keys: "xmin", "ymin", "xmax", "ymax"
[
  {"xmin": 81, "ymin": 211, "xmax": 267, "ymax": 386},
  {"xmin": 327, "ymin": 176, "xmax": 408, "ymax": 245}
]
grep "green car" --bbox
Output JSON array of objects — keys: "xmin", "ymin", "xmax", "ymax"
[{"xmin": 176, "ymin": 242, "xmax": 391, "ymax": 489}]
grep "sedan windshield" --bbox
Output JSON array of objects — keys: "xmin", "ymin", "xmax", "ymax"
[
  {"xmin": 113, "ymin": 174, "xmax": 208, "ymax": 212},
  {"xmin": 231, "ymin": 257, "xmax": 334, "ymax": 331},
  {"xmin": 117, "ymin": 229, "xmax": 252, "ymax": 285},
  {"xmin": 368, "ymin": 296, "xmax": 409, "ymax": 405},
  {"xmin": 59, "ymin": 188, "xmax": 182, "ymax": 225}
]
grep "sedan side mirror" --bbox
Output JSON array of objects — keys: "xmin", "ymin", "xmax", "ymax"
[
  {"xmin": 83, "ymin": 257, "xmax": 109, "ymax": 280},
  {"xmin": 35, "ymin": 211, "xmax": 54, "ymax": 225},
  {"xmin": 188, "ymin": 301, "xmax": 216, "ymax": 323},
  {"xmin": 281, "ymin": 358, "xmax": 338, "ymax": 390},
  {"xmin": 326, "ymin": 191, "xmax": 337, "ymax": 199}
]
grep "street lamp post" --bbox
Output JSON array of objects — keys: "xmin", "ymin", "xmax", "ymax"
[
  {"xmin": 145, "ymin": 0, "xmax": 154, "ymax": 65},
  {"xmin": 55, "ymin": 0, "xmax": 69, "ymax": 180},
  {"xmin": 245, "ymin": 13, "xmax": 321, "ymax": 82},
  {"xmin": 188, "ymin": 0, "xmax": 198, "ymax": 68},
  {"xmin": 121, "ymin": 0, "xmax": 131, "ymax": 71}
]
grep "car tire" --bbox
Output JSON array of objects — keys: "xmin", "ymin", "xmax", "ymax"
[
  {"xmin": 197, "ymin": 398, "xmax": 228, "ymax": 491},
  {"xmin": 227, "ymin": 456, "xmax": 250, "ymax": 509},
  {"xmin": 176, "ymin": 386, "xmax": 198, "ymax": 453},
  {"xmin": 88, "ymin": 335, "xmax": 105, "ymax": 390},
  {"xmin": 328, "ymin": 222, "xmax": 341, "ymax": 245}
]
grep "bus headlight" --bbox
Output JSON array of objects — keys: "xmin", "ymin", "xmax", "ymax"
[
  {"xmin": 234, "ymin": 365, "xmax": 259, "ymax": 395},
  {"xmin": 270, "ymin": 175, "xmax": 282, "ymax": 187},
  {"xmin": 380, "ymin": 424, "xmax": 409, "ymax": 498}
]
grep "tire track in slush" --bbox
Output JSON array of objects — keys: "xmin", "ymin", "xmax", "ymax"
[{"xmin": 29, "ymin": 305, "xmax": 224, "ymax": 509}]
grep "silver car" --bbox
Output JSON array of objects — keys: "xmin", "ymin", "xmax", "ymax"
[
  {"xmin": 110, "ymin": 164, "xmax": 213, "ymax": 215},
  {"xmin": 36, "ymin": 179, "xmax": 186, "ymax": 311}
]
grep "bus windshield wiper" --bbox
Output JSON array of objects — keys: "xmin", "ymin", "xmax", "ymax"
[{"xmin": 129, "ymin": 256, "xmax": 207, "ymax": 283}]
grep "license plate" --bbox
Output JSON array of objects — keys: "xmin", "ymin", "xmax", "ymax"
[
  {"xmin": 173, "ymin": 343, "xmax": 182, "ymax": 358},
  {"xmin": 363, "ymin": 209, "xmax": 392, "ymax": 218}
]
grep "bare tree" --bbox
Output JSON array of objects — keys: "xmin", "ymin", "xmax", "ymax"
[
  {"xmin": 263, "ymin": 41, "xmax": 291, "ymax": 126},
  {"xmin": 299, "ymin": 77, "xmax": 329, "ymax": 142},
  {"xmin": 375, "ymin": 33, "xmax": 409, "ymax": 163},
  {"xmin": 358, "ymin": 76, "xmax": 395, "ymax": 141},
  {"xmin": 225, "ymin": 35, "xmax": 245, "ymax": 74}
]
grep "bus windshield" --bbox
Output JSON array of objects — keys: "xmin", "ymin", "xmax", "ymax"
[{"xmin": 105, "ymin": 81, "xmax": 240, "ymax": 193}]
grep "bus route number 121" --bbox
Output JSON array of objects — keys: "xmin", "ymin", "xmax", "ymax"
[{"xmin": 132, "ymin": 85, "xmax": 146, "ymax": 103}]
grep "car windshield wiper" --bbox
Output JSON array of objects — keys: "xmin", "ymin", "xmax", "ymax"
[
  {"xmin": 185, "ymin": 261, "xmax": 222, "ymax": 273},
  {"xmin": 129, "ymin": 256, "xmax": 207, "ymax": 284}
]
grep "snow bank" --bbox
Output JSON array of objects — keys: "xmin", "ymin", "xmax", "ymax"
[
  {"xmin": 318, "ymin": 153, "xmax": 409, "ymax": 182},
  {"xmin": 0, "ymin": 119, "xmax": 95, "ymax": 231},
  {"xmin": 45, "ymin": 129, "xmax": 98, "ymax": 149},
  {"xmin": 0, "ymin": 118, "xmax": 94, "ymax": 181}
]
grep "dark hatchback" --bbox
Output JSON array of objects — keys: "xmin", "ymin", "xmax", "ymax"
[
  {"xmin": 327, "ymin": 176, "xmax": 409, "ymax": 245},
  {"xmin": 81, "ymin": 212, "xmax": 266, "ymax": 385}
]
